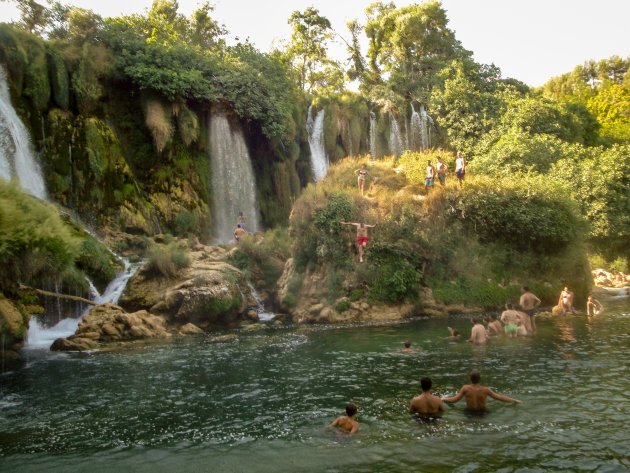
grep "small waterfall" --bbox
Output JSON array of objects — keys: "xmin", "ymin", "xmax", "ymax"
[
  {"xmin": 208, "ymin": 111, "xmax": 260, "ymax": 243},
  {"xmin": 0, "ymin": 65, "xmax": 47, "ymax": 200},
  {"xmin": 410, "ymin": 103, "xmax": 432, "ymax": 150},
  {"xmin": 346, "ymin": 122, "xmax": 354, "ymax": 157},
  {"xmin": 369, "ymin": 111, "xmax": 377, "ymax": 157},
  {"xmin": 306, "ymin": 105, "xmax": 328, "ymax": 181},
  {"xmin": 419, "ymin": 104, "xmax": 430, "ymax": 150},
  {"xmin": 25, "ymin": 259, "xmax": 141, "ymax": 349},
  {"xmin": 247, "ymin": 283, "xmax": 275, "ymax": 322},
  {"xmin": 388, "ymin": 111, "xmax": 404, "ymax": 157}
]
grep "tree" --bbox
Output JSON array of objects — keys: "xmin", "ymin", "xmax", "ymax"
[{"xmin": 285, "ymin": 7, "xmax": 339, "ymax": 93}]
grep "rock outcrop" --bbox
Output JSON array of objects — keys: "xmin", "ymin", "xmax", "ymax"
[
  {"xmin": 0, "ymin": 295, "xmax": 29, "ymax": 361},
  {"xmin": 119, "ymin": 244, "xmax": 257, "ymax": 329},
  {"xmin": 51, "ymin": 303, "xmax": 171, "ymax": 351}
]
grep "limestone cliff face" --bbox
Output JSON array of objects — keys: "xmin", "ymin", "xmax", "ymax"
[{"xmin": 0, "ymin": 295, "xmax": 29, "ymax": 361}]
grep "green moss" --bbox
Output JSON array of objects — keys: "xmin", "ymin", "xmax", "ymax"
[
  {"xmin": 178, "ymin": 108, "xmax": 199, "ymax": 146},
  {"xmin": 47, "ymin": 45, "xmax": 70, "ymax": 109}
]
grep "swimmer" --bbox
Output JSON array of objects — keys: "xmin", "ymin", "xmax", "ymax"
[
  {"xmin": 442, "ymin": 369, "xmax": 522, "ymax": 411},
  {"xmin": 500, "ymin": 303, "xmax": 520, "ymax": 338},
  {"xmin": 443, "ymin": 327, "xmax": 460, "ymax": 339},
  {"xmin": 409, "ymin": 377, "xmax": 446, "ymax": 416},
  {"xmin": 398, "ymin": 340, "xmax": 414, "ymax": 352},
  {"xmin": 326, "ymin": 403, "xmax": 359, "ymax": 435},
  {"xmin": 586, "ymin": 295, "xmax": 604, "ymax": 316},
  {"xmin": 468, "ymin": 318, "xmax": 487, "ymax": 344},
  {"xmin": 485, "ymin": 314, "xmax": 503, "ymax": 336},
  {"xmin": 520, "ymin": 286, "xmax": 541, "ymax": 332}
]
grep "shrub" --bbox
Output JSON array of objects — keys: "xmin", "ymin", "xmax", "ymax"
[
  {"xmin": 336, "ymin": 300, "xmax": 350, "ymax": 312},
  {"xmin": 282, "ymin": 292, "xmax": 297, "ymax": 307},
  {"xmin": 145, "ymin": 243, "xmax": 190, "ymax": 278}
]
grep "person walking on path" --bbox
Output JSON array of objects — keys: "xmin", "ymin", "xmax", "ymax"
[
  {"xmin": 425, "ymin": 160, "xmax": 435, "ymax": 192},
  {"xmin": 455, "ymin": 151, "xmax": 466, "ymax": 189},
  {"xmin": 436, "ymin": 156, "xmax": 448, "ymax": 187},
  {"xmin": 354, "ymin": 164, "xmax": 370, "ymax": 196}
]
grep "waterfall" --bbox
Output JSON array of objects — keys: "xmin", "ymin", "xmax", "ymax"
[
  {"xmin": 247, "ymin": 283, "xmax": 275, "ymax": 322},
  {"xmin": 25, "ymin": 259, "xmax": 141, "ymax": 349},
  {"xmin": 346, "ymin": 122, "xmax": 354, "ymax": 157},
  {"xmin": 369, "ymin": 111, "xmax": 377, "ymax": 157},
  {"xmin": 0, "ymin": 65, "xmax": 47, "ymax": 200},
  {"xmin": 388, "ymin": 111, "xmax": 404, "ymax": 157},
  {"xmin": 410, "ymin": 103, "xmax": 432, "ymax": 150},
  {"xmin": 306, "ymin": 105, "xmax": 328, "ymax": 181},
  {"xmin": 208, "ymin": 111, "xmax": 260, "ymax": 243}
]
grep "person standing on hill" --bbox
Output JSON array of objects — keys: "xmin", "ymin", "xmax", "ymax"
[
  {"xmin": 436, "ymin": 156, "xmax": 448, "ymax": 187},
  {"xmin": 354, "ymin": 164, "xmax": 370, "ymax": 196},
  {"xmin": 455, "ymin": 151, "xmax": 466, "ymax": 188},
  {"xmin": 340, "ymin": 221, "xmax": 377, "ymax": 263},
  {"xmin": 519, "ymin": 286, "xmax": 541, "ymax": 332},
  {"xmin": 425, "ymin": 160, "xmax": 435, "ymax": 192}
]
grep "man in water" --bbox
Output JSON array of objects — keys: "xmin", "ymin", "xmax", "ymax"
[
  {"xmin": 500, "ymin": 303, "xmax": 521, "ymax": 338},
  {"xmin": 468, "ymin": 318, "xmax": 487, "ymax": 344},
  {"xmin": 400, "ymin": 340, "xmax": 413, "ymax": 352},
  {"xmin": 455, "ymin": 151, "xmax": 466, "ymax": 189},
  {"xmin": 340, "ymin": 221, "xmax": 377, "ymax": 263},
  {"xmin": 520, "ymin": 286, "xmax": 541, "ymax": 332},
  {"xmin": 436, "ymin": 156, "xmax": 448, "ymax": 187},
  {"xmin": 409, "ymin": 377, "xmax": 447, "ymax": 415},
  {"xmin": 442, "ymin": 369, "xmax": 522, "ymax": 411},
  {"xmin": 445, "ymin": 327, "xmax": 460, "ymax": 339},
  {"xmin": 558, "ymin": 287, "xmax": 574, "ymax": 315},
  {"xmin": 485, "ymin": 314, "xmax": 503, "ymax": 336},
  {"xmin": 425, "ymin": 160, "xmax": 435, "ymax": 192},
  {"xmin": 586, "ymin": 295, "xmax": 604, "ymax": 316},
  {"xmin": 233, "ymin": 223, "xmax": 246, "ymax": 244},
  {"xmin": 326, "ymin": 402, "xmax": 359, "ymax": 435}
]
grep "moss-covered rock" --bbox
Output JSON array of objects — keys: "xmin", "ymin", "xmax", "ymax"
[{"xmin": 0, "ymin": 294, "xmax": 29, "ymax": 360}]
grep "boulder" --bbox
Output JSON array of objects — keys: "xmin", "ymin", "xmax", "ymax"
[{"xmin": 180, "ymin": 323, "xmax": 204, "ymax": 335}]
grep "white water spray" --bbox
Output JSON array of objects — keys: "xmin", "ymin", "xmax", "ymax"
[
  {"xmin": 0, "ymin": 65, "xmax": 47, "ymax": 200},
  {"xmin": 247, "ymin": 283, "xmax": 275, "ymax": 322},
  {"xmin": 306, "ymin": 105, "xmax": 328, "ymax": 181},
  {"xmin": 389, "ymin": 111, "xmax": 404, "ymax": 157},
  {"xmin": 369, "ymin": 111, "xmax": 377, "ymax": 157},
  {"xmin": 208, "ymin": 111, "xmax": 260, "ymax": 243}
]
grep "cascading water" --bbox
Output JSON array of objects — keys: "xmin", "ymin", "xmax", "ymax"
[
  {"xmin": 208, "ymin": 111, "xmax": 260, "ymax": 243},
  {"xmin": 247, "ymin": 282, "xmax": 275, "ymax": 322},
  {"xmin": 369, "ymin": 111, "xmax": 377, "ymax": 157},
  {"xmin": 419, "ymin": 104, "xmax": 430, "ymax": 149},
  {"xmin": 306, "ymin": 105, "xmax": 328, "ymax": 181},
  {"xmin": 346, "ymin": 122, "xmax": 354, "ymax": 157},
  {"xmin": 0, "ymin": 65, "xmax": 47, "ymax": 200},
  {"xmin": 410, "ymin": 102, "xmax": 432, "ymax": 150},
  {"xmin": 25, "ymin": 259, "xmax": 141, "ymax": 349},
  {"xmin": 388, "ymin": 111, "xmax": 404, "ymax": 157}
]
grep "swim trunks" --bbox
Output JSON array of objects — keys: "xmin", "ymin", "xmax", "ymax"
[
  {"xmin": 524, "ymin": 309, "xmax": 535, "ymax": 316},
  {"xmin": 505, "ymin": 325, "xmax": 518, "ymax": 333},
  {"xmin": 425, "ymin": 177, "xmax": 434, "ymax": 186},
  {"xmin": 438, "ymin": 173, "xmax": 445, "ymax": 184},
  {"xmin": 357, "ymin": 236, "xmax": 369, "ymax": 246},
  {"xmin": 456, "ymin": 169, "xmax": 465, "ymax": 179}
]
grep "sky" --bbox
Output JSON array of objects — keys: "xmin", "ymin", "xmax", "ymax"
[{"xmin": 1, "ymin": 0, "xmax": 629, "ymax": 87}]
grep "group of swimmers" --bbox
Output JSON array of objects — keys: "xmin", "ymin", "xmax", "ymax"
[{"xmin": 328, "ymin": 369, "xmax": 521, "ymax": 435}]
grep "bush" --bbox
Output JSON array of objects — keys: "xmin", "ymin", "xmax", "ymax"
[
  {"xmin": 282, "ymin": 292, "xmax": 297, "ymax": 307},
  {"xmin": 145, "ymin": 243, "xmax": 190, "ymax": 278},
  {"xmin": 336, "ymin": 300, "xmax": 350, "ymax": 312}
]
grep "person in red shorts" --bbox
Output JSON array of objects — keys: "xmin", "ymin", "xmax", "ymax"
[{"xmin": 340, "ymin": 221, "xmax": 377, "ymax": 262}]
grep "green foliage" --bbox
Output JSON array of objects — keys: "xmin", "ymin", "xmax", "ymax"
[
  {"xmin": 336, "ymin": 300, "xmax": 350, "ymax": 312},
  {"xmin": 287, "ymin": 275, "xmax": 303, "ymax": 294},
  {"xmin": 177, "ymin": 107, "xmax": 199, "ymax": 146},
  {"xmin": 366, "ymin": 242, "xmax": 422, "ymax": 305},
  {"xmin": 431, "ymin": 275, "xmax": 520, "ymax": 308},
  {"xmin": 145, "ymin": 243, "xmax": 191, "ymax": 278},
  {"xmin": 0, "ymin": 181, "xmax": 80, "ymax": 293},
  {"xmin": 282, "ymin": 292, "xmax": 297, "ymax": 307},
  {"xmin": 46, "ymin": 44, "xmax": 69, "ymax": 109},
  {"xmin": 201, "ymin": 294, "xmax": 241, "ymax": 321},
  {"xmin": 173, "ymin": 210, "xmax": 198, "ymax": 235},
  {"xmin": 349, "ymin": 288, "xmax": 363, "ymax": 302},
  {"xmin": 76, "ymin": 236, "xmax": 124, "ymax": 292}
]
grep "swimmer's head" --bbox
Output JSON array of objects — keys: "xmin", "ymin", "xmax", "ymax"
[
  {"xmin": 522, "ymin": 286, "xmax": 529, "ymax": 292},
  {"xmin": 489, "ymin": 314, "xmax": 497, "ymax": 321},
  {"xmin": 470, "ymin": 369, "xmax": 481, "ymax": 384},
  {"xmin": 471, "ymin": 317, "xmax": 480, "ymax": 325},
  {"xmin": 506, "ymin": 303, "xmax": 513, "ymax": 310},
  {"xmin": 452, "ymin": 329, "xmax": 460, "ymax": 336},
  {"xmin": 346, "ymin": 403, "xmax": 358, "ymax": 417},
  {"xmin": 420, "ymin": 377, "xmax": 432, "ymax": 392},
  {"xmin": 404, "ymin": 340, "xmax": 411, "ymax": 349}
]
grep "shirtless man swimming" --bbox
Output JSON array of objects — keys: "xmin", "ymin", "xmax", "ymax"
[
  {"xmin": 468, "ymin": 318, "xmax": 487, "ymax": 344},
  {"xmin": 409, "ymin": 377, "xmax": 446, "ymax": 416},
  {"xmin": 485, "ymin": 314, "xmax": 503, "ymax": 336},
  {"xmin": 340, "ymin": 221, "xmax": 377, "ymax": 263},
  {"xmin": 326, "ymin": 402, "xmax": 359, "ymax": 435},
  {"xmin": 442, "ymin": 369, "xmax": 522, "ymax": 411}
]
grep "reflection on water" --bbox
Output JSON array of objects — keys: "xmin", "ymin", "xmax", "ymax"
[{"xmin": 1, "ymin": 298, "xmax": 630, "ymax": 472}]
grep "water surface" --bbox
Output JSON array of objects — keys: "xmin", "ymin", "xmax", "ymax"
[{"xmin": 1, "ymin": 297, "xmax": 629, "ymax": 472}]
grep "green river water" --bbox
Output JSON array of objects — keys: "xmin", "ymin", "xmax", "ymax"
[{"xmin": 1, "ymin": 295, "xmax": 629, "ymax": 472}]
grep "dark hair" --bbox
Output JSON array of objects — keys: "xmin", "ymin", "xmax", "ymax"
[
  {"xmin": 522, "ymin": 286, "xmax": 529, "ymax": 292},
  {"xmin": 453, "ymin": 329, "xmax": 460, "ymax": 336},
  {"xmin": 470, "ymin": 369, "xmax": 481, "ymax": 384},
  {"xmin": 420, "ymin": 377, "xmax": 432, "ymax": 391},
  {"xmin": 346, "ymin": 403, "xmax": 357, "ymax": 417},
  {"xmin": 489, "ymin": 314, "xmax": 496, "ymax": 321},
  {"xmin": 471, "ymin": 317, "xmax": 480, "ymax": 324},
  {"xmin": 506, "ymin": 303, "xmax": 513, "ymax": 310},
  {"xmin": 404, "ymin": 340, "xmax": 411, "ymax": 348}
]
